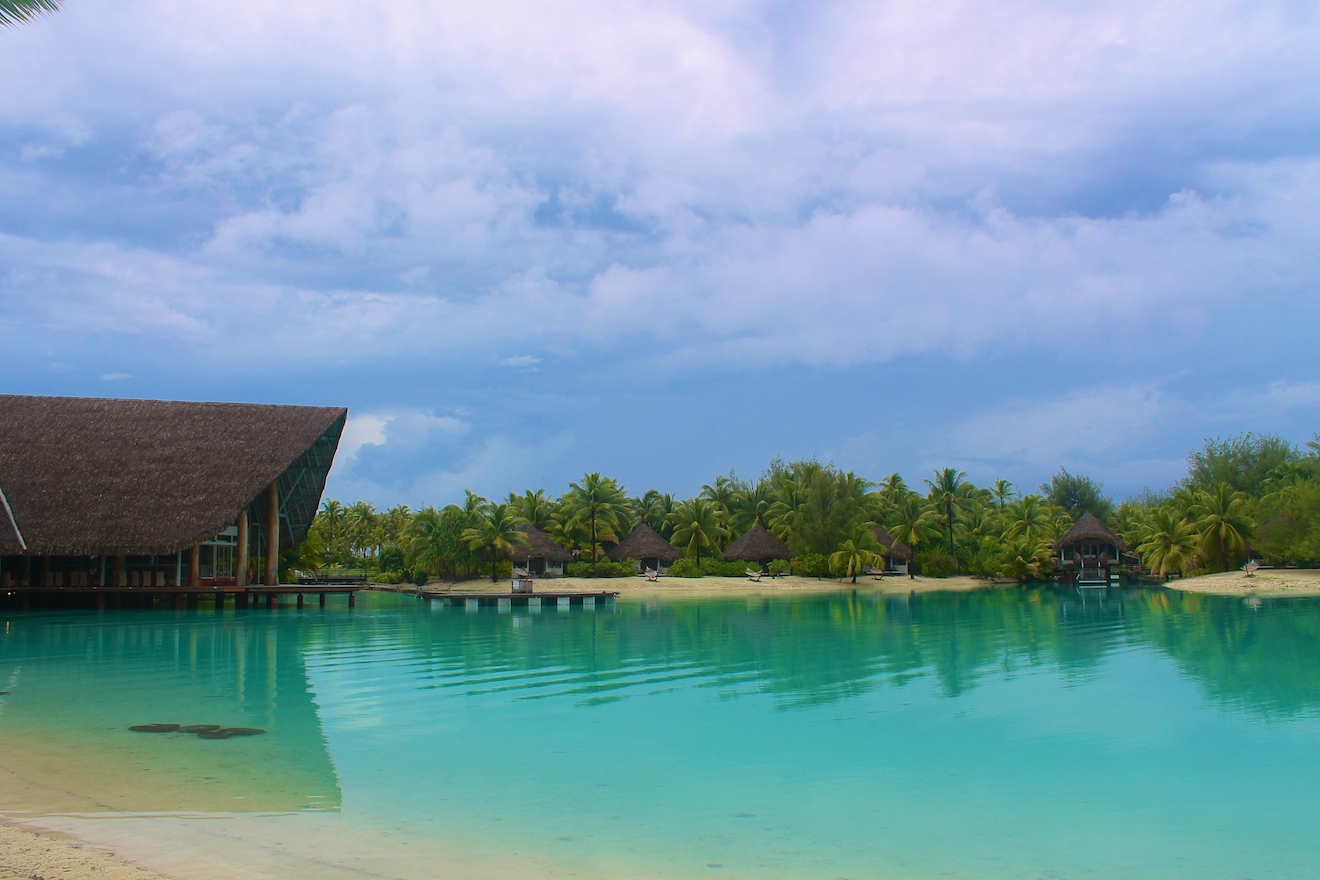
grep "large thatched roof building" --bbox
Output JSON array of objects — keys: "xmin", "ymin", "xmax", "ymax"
[
  {"xmin": 0, "ymin": 395, "xmax": 346, "ymax": 590},
  {"xmin": 1052, "ymin": 513, "xmax": 1132, "ymax": 585},
  {"xmin": 510, "ymin": 524, "xmax": 571, "ymax": 577},
  {"xmin": 721, "ymin": 524, "xmax": 790, "ymax": 567},
  {"xmin": 874, "ymin": 524, "xmax": 913, "ymax": 574},
  {"xmin": 609, "ymin": 523, "xmax": 681, "ymax": 573}
]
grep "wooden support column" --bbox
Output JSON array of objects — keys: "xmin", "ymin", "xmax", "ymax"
[
  {"xmin": 265, "ymin": 481, "xmax": 280, "ymax": 587},
  {"xmin": 189, "ymin": 543, "xmax": 201, "ymax": 588},
  {"xmin": 236, "ymin": 509, "xmax": 250, "ymax": 587},
  {"xmin": 114, "ymin": 555, "xmax": 126, "ymax": 588}
]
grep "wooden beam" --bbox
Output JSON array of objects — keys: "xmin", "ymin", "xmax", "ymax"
[
  {"xmin": 189, "ymin": 543, "xmax": 201, "ymax": 588},
  {"xmin": 236, "ymin": 509, "xmax": 249, "ymax": 587},
  {"xmin": 265, "ymin": 480, "xmax": 280, "ymax": 586}
]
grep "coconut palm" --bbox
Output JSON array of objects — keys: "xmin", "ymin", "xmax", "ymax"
[
  {"xmin": 730, "ymin": 482, "xmax": 773, "ymax": 533},
  {"xmin": 667, "ymin": 498, "xmax": 727, "ymax": 573},
  {"xmin": 1, "ymin": 0, "xmax": 60, "ymax": 28},
  {"xmin": 1137, "ymin": 507, "xmax": 1200, "ymax": 578},
  {"xmin": 887, "ymin": 495, "xmax": 940, "ymax": 556},
  {"xmin": 829, "ymin": 522, "xmax": 882, "ymax": 584},
  {"xmin": 1190, "ymin": 482, "xmax": 1255, "ymax": 572},
  {"xmin": 562, "ymin": 473, "xmax": 628, "ymax": 562},
  {"xmin": 1005, "ymin": 495, "xmax": 1054, "ymax": 543},
  {"xmin": 509, "ymin": 489, "xmax": 555, "ymax": 531},
  {"xmin": 925, "ymin": 468, "xmax": 969, "ymax": 554},
  {"xmin": 461, "ymin": 503, "xmax": 529, "ymax": 582},
  {"xmin": 992, "ymin": 479, "xmax": 1017, "ymax": 510},
  {"xmin": 699, "ymin": 475, "xmax": 739, "ymax": 524},
  {"xmin": 1001, "ymin": 536, "xmax": 1051, "ymax": 581}
]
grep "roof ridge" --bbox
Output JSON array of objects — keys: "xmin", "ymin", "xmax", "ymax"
[{"xmin": 0, "ymin": 481, "xmax": 27, "ymax": 551}]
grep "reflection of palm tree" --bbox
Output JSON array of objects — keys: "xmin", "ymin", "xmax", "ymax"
[
  {"xmin": 668, "ymin": 499, "xmax": 727, "ymax": 573},
  {"xmin": 1, "ymin": 0, "xmax": 61, "ymax": 28},
  {"xmin": 829, "ymin": 523, "xmax": 881, "ymax": 584},
  {"xmin": 461, "ymin": 503, "xmax": 529, "ymax": 582},
  {"xmin": 1191, "ymin": 483, "xmax": 1254, "ymax": 571}
]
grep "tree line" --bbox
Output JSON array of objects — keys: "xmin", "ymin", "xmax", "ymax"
[{"xmin": 298, "ymin": 432, "xmax": 1320, "ymax": 582}]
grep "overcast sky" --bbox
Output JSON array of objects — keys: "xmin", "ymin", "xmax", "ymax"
[{"xmin": 2, "ymin": 0, "xmax": 1318, "ymax": 506}]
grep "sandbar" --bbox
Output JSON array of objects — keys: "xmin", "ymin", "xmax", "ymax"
[{"xmin": 1166, "ymin": 568, "xmax": 1320, "ymax": 598}]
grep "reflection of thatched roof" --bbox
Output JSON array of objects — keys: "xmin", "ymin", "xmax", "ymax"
[
  {"xmin": 510, "ymin": 524, "xmax": 572, "ymax": 562},
  {"xmin": 1052, "ymin": 513, "xmax": 1129, "ymax": 552},
  {"xmin": 0, "ymin": 395, "xmax": 345, "ymax": 556},
  {"xmin": 874, "ymin": 524, "xmax": 913, "ymax": 561},
  {"xmin": 608, "ymin": 524, "xmax": 681, "ymax": 563},
  {"xmin": 721, "ymin": 524, "xmax": 791, "ymax": 562}
]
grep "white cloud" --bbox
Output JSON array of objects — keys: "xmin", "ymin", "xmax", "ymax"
[
  {"xmin": 500, "ymin": 355, "xmax": 541, "ymax": 368},
  {"xmin": 99, "ymin": 372, "xmax": 132, "ymax": 381}
]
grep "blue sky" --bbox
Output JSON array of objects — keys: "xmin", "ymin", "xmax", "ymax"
[{"xmin": 2, "ymin": 0, "xmax": 1318, "ymax": 507}]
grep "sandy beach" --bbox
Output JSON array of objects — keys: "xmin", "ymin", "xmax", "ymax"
[
  {"xmin": 0, "ymin": 820, "xmax": 174, "ymax": 880},
  {"xmin": 401, "ymin": 572, "xmax": 1004, "ymax": 598},
  {"xmin": 1165, "ymin": 568, "xmax": 1320, "ymax": 598}
]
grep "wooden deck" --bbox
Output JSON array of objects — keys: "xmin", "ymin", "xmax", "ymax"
[
  {"xmin": 401, "ymin": 587, "xmax": 619, "ymax": 608},
  {"xmin": 0, "ymin": 583, "xmax": 361, "ymax": 610}
]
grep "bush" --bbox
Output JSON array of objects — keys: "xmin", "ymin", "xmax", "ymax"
[
  {"xmin": 665, "ymin": 558, "xmax": 749, "ymax": 578},
  {"xmin": 767, "ymin": 559, "xmax": 792, "ymax": 576},
  {"xmin": 792, "ymin": 553, "xmax": 831, "ymax": 578},
  {"xmin": 565, "ymin": 560, "xmax": 636, "ymax": 578},
  {"xmin": 962, "ymin": 538, "xmax": 1006, "ymax": 579},
  {"xmin": 412, "ymin": 569, "xmax": 428, "ymax": 587},
  {"xmin": 916, "ymin": 550, "xmax": 957, "ymax": 578}
]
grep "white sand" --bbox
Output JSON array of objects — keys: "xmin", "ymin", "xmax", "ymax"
[{"xmin": 1167, "ymin": 568, "xmax": 1320, "ymax": 598}]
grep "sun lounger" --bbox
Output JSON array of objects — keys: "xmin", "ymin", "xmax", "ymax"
[
  {"xmin": 644, "ymin": 568, "xmax": 660, "ymax": 582},
  {"xmin": 745, "ymin": 569, "xmax": 763, "ymax": 582}
]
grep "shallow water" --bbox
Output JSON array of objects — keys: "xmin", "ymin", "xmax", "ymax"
[{"xmin": 2, "ymin": 587, "xmax": 1318, "ymax": 879}]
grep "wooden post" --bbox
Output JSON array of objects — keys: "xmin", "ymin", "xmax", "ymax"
[
  {"xmin": 296, "ymin": 593, "xmax": 304, "ymax": 609},
  {"xmin": 265, "ymin": 481, "xmax": 280, "ymax": 587},
  {"xmin": 189, "ymin": 543, "xmax": 201, "ymax": 588},
  {"xmin": 319, "ymin": 592, "xmax": 326, "ymax": 607},
  {"xmin": 114, "ymin": 555, "xmax": 126, "ymax": 588},
  {"xmin": 236, "ymin": 509, "xmax": 249, "ymax": 587},
  {"xmin": 348, "ymin": 592, "xmax": 356, "ymax": 608}
]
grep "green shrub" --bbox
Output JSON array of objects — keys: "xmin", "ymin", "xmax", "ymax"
[
  {"xmin": 767, "ymin": 559, "xmax": 792, "ymax": 576},
  {"xmin": 792, "ymin": 553, "xmax": 831, "ymax": 578},
  {"xmin": 664, "ymin": 558, "xmax": 749, "ymax": 578},
  {"xmin": 412, "ymin": 569, "xmax": 428, "ymax": 587},
  {"xmin": 916, "ymin": 550, "xmax": 957, "ymax": 578},
  {"xmin": 565, "ymin": 560, "xmax": 636, "ymax": 578}
]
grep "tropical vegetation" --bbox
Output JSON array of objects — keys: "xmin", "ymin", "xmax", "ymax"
[{"xmin": 300, "ymin": 431, "xmax": 1320, "ymax": 583}]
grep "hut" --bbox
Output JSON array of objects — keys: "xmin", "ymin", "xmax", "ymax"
[
  {"xmin": 1052, "ymin": 513, "xmax": 1132, "ymax": 585},
  {"xmin": 510, "ymin": 524, "xmax": 571, "ymax": 577},
  {"xmin": 721, "ymin": 523, "xmax": 791, "ymax": 570},
  {"xmin": 874, "ymin": 524, "xmax": 914, "ymax": 576},
  {"xmin": 0, "ymin": 395, "xmax": 346, "ymax": 591},
  {"xmin": 608, "ymin": 523, "xmax": 681, "ymax": 574}
]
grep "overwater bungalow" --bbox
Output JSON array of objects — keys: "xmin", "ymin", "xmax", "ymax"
[
  {"xmin": 1052, "ymin": 513, "xmax": 1134, "ymax": 585},
  {"xmin": 874, "ymin": 524, "xmax": 913, "ymax": 576},
  {"xmin": 608, "ymin": 523, "xmax": 681, "ymax": 574},
  {"xmin": 510, "ymin": 524, "xmax": 571, "ymax": 577},
  {"xmin": 0, "ymin": 395, "xmax": 345, "ymax": 594},
  {"xmin": 721, "ymin": 523, "xmax": 791, "ymax": 570}
]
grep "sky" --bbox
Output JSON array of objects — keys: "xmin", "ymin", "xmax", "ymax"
[{"xmin": 2, "ymin": 0, "xmax": 1318, "ymax": 508}]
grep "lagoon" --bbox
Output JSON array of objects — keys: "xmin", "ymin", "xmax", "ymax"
[{"xmin": 1, "ymin": 587, "xmax": 1318, "ymax": 879}]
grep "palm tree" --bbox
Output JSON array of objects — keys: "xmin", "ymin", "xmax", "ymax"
[
  {"xmin": 1190, "ymin": 483, "xmax": 1255, "ymax": 572},
  {"xmin": 1005, "ymin": 495, "xmax": 1054, "ymax": 543},
  {"xmin": 562, "ymin": 473, "xmax": 628, "ymax": 562},
  {"xmin": 668, "ymin": 498, "xmax": 727, "ymax": 574},
  {"xmin": 887, "ymin": 495, "xmax": 940, "ymax": 555},
  {"xmin": 925, "ymin": 467, "xmax": 968, "ymax": 554},
  {"xmin": 829, "ymin": 523, "xmax": 882, "ymax": 584},
  {"xmin": 700, "ymin": 475, "xmax": 739, "ymax": 524},
  {"xmin": 461, "ymin": 503, "xmax": 529, "ymax": 582},
  {"xmin": 1137, "ymin": 507, "xmax": 1200, "ymax": 578},
  {"xmin": 1, "ymin": 0, "xmax": 61, "ymax": 28},
  {"xmin": 509, "ymin": 489, "xmax": 555, "ymax": 530},
  {"xmin": 992, "ymin": 479, "xmax": 1017, "ymax": 510},
  {"xmin": 1001, "ymin": 536, "xmax": 1051, "ymax": 581}
]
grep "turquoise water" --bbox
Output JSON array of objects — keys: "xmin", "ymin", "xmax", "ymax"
[{"xmin": 2, "ymin": 587, "xmax": 1319, "ymax": 879}]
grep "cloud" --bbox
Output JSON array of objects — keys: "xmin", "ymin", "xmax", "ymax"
[
  {"xmin": 99, "ymin": 372, "xmax": 132, "ymax": 381},
  {"xmin": 500, "ymin": 355, "xmax": 541, "ymax": 368}
]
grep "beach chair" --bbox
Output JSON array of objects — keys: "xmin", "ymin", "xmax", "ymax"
[
  {"xmin": 513, "ymin": 567, "xmax": 530, "ymax": 579},
  {"xmin": 644, "ymin": 568, "xmax": 660, "ymax": 582},
  {"xmin": 745, "ymin": 569, "xmax": 763, "ymax": 582}
]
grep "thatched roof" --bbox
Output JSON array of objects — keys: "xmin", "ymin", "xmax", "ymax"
[
  {"xmin": 608, "ymin": 523, "xmax": 681, "ymax": 563},
  {"xmin": 0, "ymin": 395, "xmax": 346, "ymax": 556},
  {"xmin": 874, "ymin": 524, "xmax": 913, "ymax": 561},
  {"xmin": 721, "ymin": 524, "xmax": 791, "ymax": 562},
  {"xmin": 510, "ymin": 524, "xmax": 572, "ymax": 562},
  {"xmin": 1052, "ymin": 512, "xmax": 1129, "ymax": 552}
]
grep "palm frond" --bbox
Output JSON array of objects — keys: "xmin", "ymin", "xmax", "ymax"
[{"xmin": 1, "ymin": 0, "xmax": 62, "ymax": 28}]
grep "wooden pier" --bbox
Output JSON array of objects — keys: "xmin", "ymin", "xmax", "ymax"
[
  {"xmin": 0, "ymin": 584, "xmax": 361, "ymax": 611},
  {"xmin": 401, "ymin": 588, "xmax": 619, "ymax": 609}
]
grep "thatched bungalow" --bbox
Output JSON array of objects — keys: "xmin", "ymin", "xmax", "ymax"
[
  {"xmin": 721, "ymin": 524, "xmax": 791, "ymax": 569},
  {"xmin": 0, "ymin": 395, "xmax": 345, "ymax": 591},
  {"xmin": 510, "ymin": 524, "xmax": 571, "ymax": 577},
  {"xmin": 608, "ymin": 523, "xmax": 681, "ymax": 574},
  {"xmin": 1052, "ymin": 513, "xmax": 1133, "ymax": 585},
  {"xmin": 874, "ymin": 524, "xmax": 914, "ymax": 575}
]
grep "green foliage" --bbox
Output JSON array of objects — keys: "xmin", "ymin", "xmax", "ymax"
[
  {"xmin": 566, "ymin": 560, "xmax": 636, "ymax": 578},
  {"xmin": 664, "ymin": 558, "xmax": 748, "ymax": 578},
  {"xmin": 767, "ymin": 559, "xmax": 792, "ymax": 576},
  {"xmin": 962, "ymin": 536, "xmax": 1008, "ymax": 579},
  {"xmin": 1, "ymin": 0, "xmax": 62, "ymax": 29},
  {"xmin": 1186, "ymin": 433, "xmax": 1300, "ymax": 496},
  {"xmin": 828, "ymin": 522, "xmax": 882, "ymax": 583},
  {"xmin": 916, "ymin": 550, "xmax": 957, "ymax": 578},
  {"xmin": 1042, "ymin": 468, "xmax": 1114, "ymax": 521},
  {"xmin": 668, "ymin": 498, "xmax": 728, "ymax": 568},
  {"xmin": 460, "ymin": 502, "xmax": 529, "ymax": 582},
  {"xmin": 792, "ymin": 553, "xmax": 831, "ymax": 578}
]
